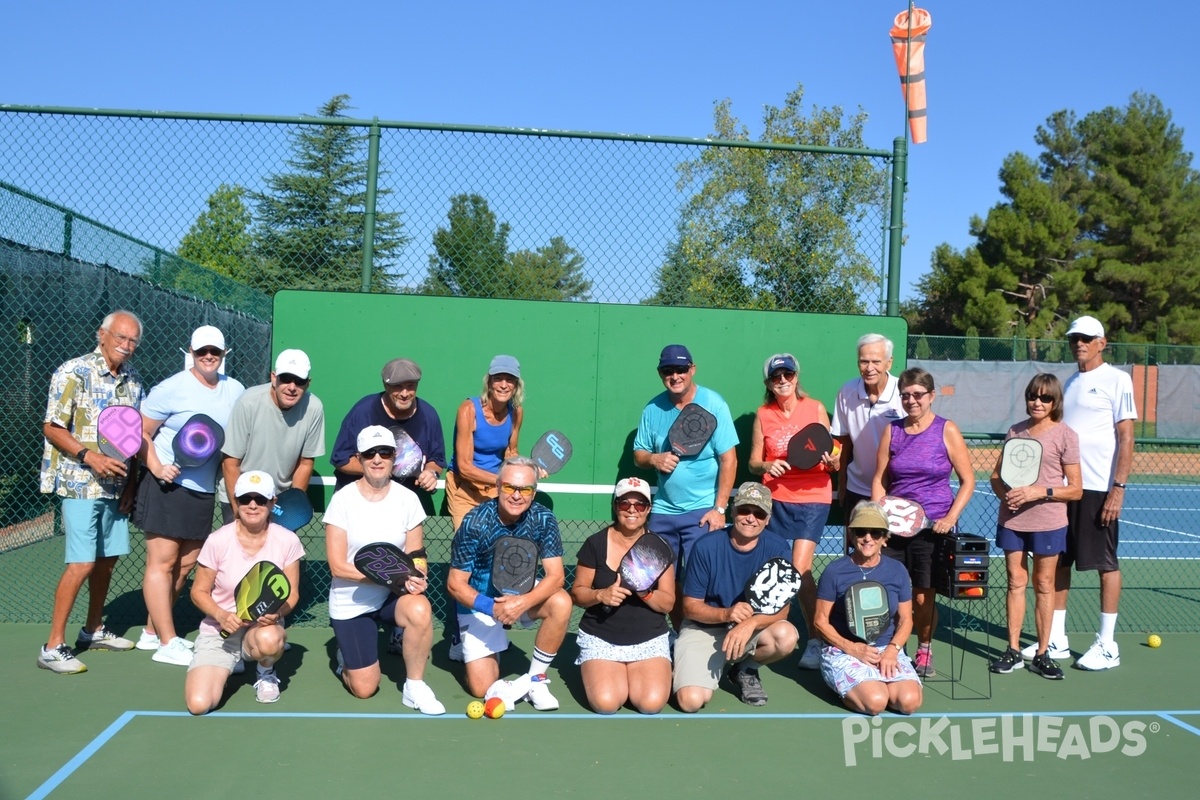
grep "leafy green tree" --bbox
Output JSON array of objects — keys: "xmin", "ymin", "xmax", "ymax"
[
  {"xmin": 964, "ymin": 325, "xmax": 980, "ymax": 360},
  {"xmin": 178, "ymin": 184, "xmax": 255, "ymax": 282},
  {"xmin": 646, "ymin": 84, "xmax": 889, "ymax": 312},
  {"xmin": 420, "ymin": 194, "xmax": 590, "ymax": 301},
  {"xmin": 253, "ymin": 94, "xmax": 407, "ymax": 294},
  {"xmin": 910, "ymin": 94, "xmax": 1200, "ymax": 344},
  {"xmin": 914, "ymin": 334, "xmax": 931, "ymax": 359}
]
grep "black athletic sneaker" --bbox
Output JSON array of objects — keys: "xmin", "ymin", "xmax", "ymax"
[
  {"xmin": 1028, "ymin": 652, "xmax": 1064, "ymax": 680},
  {"xmin": 989, "ymin": 647, "xmax": 1024, "ymax": 674},
  {"xmin": 727, "ymin": 664, "xmax": 768, "ymax": 706}
]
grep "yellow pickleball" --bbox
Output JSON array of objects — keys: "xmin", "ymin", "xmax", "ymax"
[
  {"xmin": 466, "ymin": 700, "xmax": 485, "ymax": 719},
  {"xmin": 1148, "ymin": 634, "xmax": 1162, "ymax": 648}
]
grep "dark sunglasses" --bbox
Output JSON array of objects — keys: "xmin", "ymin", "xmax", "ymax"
[
  {"xmin": 236, "ymin": 493, "xmax": 272, "ymax": 507},
  {"xmin": 362, "ymin": 447, "xmax": 396, "ymax": 461},
  {"xmin": 899, "ymin": 390, "xmax": 930, "ymax": 401},
  {"xmin": 617, "ymin": 499, "xmax": 650, "ymax": 512},
  {"xmin": 852, "ymin": 530, "xmax": 887, "ymax": 540},
  {"xmin": 277, "ymin": 373, "xmax": 310, "ymax": 387},
  {"xmin": 194, "ymin": 346, "xmax": 224, "ymax": 358},
  {"xmin": 736, "ymin": 505, "xmax": 768, "ymax": 520},
  {"xmin": 1026, "ymin": 393, "xmax": 1056, "ymax": 404},
  {"xmin": 1067, "ymin": 334, "xmax": 1098, "ymax": 344},
  {"xmin": 658, "ymin": 366, "xmax": 690, "ymax": 377},
  {"xmin": 769, "ymin": 370, "xmax": 797, "ymax": 381}
]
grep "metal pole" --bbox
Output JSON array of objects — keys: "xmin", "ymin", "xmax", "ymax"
[
  {"xmin": 886, "ymin": 137, "xmax": 907, "ymax": 317},
  {"xmin": 360, "ymin": 120, "xmax": 381, "ymax": 292}
]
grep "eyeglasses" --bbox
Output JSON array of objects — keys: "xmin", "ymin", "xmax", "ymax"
[
  {"xmin": 105, "ymin": 330, "xmax": 140, "ymax": 347},
  {"xmin": 617, "ymin": 499, "xmax": 650, "ymax": 512},
  {"xmin": 499, "ymin": 483, "xmax": 536, "ymax": 498},
  {"xmin": 852, "ymin": 530, "xmax": 887, "ymax": 540},
  {"xmin": 236, "ymin": 493, "xmax": 271, "ymax": 507},
  {"xmin": 658, "ymin": 366, "xmax": 690, "ymax": 377},
  {"xmin": 769, "ymin": 370, "xmax": 797, "ymax": 381},
  {"xmin": 899, "ymin": 390, "xmax": 931, "ymax": 401},
  {"xmin": 1067, "ymin": 334, "xmax": 1098, "ymax": 344},
  {"xmin": 276, "ymin": 373, "xmax": 310, "ymax": 387},
  {"xmin": 1026, "ymin": 393, "xmax": 1055, "ymax": 404},
  {"xmin": 361, "ymin": 447, "xmax": 396, "ymax": 461},
  {"xmin": 736, "ymin": 505, "xmax": 768, "ymax": 520},
  {"xmin": 194, "ymin": 347, "xmax": 224, "ymax": 358}
]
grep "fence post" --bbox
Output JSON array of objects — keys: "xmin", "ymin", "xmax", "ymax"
[
  {"xmin": 360, "ymin": 119, "xmax": 381, "ymax": 293},
  {"xmin": 63, "ymin": 212, "xmax": 73, "ymax": 258},
  {"xmin": 886, "ymin": 137, "xmax": 907, "ymax": 317}
]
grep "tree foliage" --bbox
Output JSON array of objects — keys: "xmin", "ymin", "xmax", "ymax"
[
  {"xmin": 419, "ymin": 193, "xmax": 590, "ymax": 301},
  {"xmin": 910, "ymin": 93, "xmax": 1200, "ymax": 344},
  {"xmin": 252, "ymin": 95, "xmax": 407, "ymax": 294},
  {"xmin": 645, "ymin": 83, "xmax": 889, "ymax": 312},
  {"xmin": 178, "ymin": 184, "xmax": 256, "ymax": 283}
]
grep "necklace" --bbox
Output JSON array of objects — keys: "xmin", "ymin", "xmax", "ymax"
[{"xmin": 854, "ymin": 556, "xmax": 881, "ymax": 580}]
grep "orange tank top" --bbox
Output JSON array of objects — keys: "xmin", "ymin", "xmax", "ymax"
[{"xmin": 758, "ymin": 398, "xmax": 832, "ymax": 504}]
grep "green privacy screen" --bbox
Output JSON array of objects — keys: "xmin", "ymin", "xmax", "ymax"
[{"xmin": 273, "ymin": 290, "xmax": 908, "ymax": 520}]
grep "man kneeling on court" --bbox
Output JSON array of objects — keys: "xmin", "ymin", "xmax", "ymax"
[
  {"xmin": 674, "ymin": 482, "xmax": 799, "ymax": 711},
  {"xmin": 447, "ymin": 456, "xmax": 572, "ymax": 711}
]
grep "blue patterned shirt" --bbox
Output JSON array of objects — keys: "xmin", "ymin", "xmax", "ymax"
[{"xmin": 451, "ymin": 499, "xmax": 563, "ymax": 604}]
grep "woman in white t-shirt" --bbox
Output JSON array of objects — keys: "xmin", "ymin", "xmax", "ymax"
[
  {"xmin": 988, "ymin": 374, "xmax": 1082, "ymax": 680},
  {"xmin": 324, "ymin": 425, "xmax": 445, "ymax": 715},
  {"xmin": 184, "ymin": 471, "xmax": 303, "ymax": 714}
]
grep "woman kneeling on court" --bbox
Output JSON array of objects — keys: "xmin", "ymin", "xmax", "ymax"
[
  {"xmin": 324, "ymin": 426, "xmax": 445, "ymax": 715},
  {"xmin": 813, "ymin": 501, "xmax": 922, "ymax": 716},
  {"xmin": 570, "ymin": 478, "xmax": 675, "ymax": 714},
  {"xmin": 185, "ymin": 471, "xmax": 303, "ymax": 714}
]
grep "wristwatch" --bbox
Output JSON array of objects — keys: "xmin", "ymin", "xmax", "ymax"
[
  {"xmin": 1046, "ymin": 487, "xmax": 1054, "ymax": 498},
  {"xmin": 715, "ymin": 506, "xmax": 727, "ymax": 515},
  {"xmin": 888, "ymin": 642, "xmax": 903, "ymax": 652},
  {"xmin": 75, "ymin": 447, "xmax": 89, "ymax": 462},
  {"xmin": 1112, "ymin": 482, "xmax": 1127, "ymax": 489}
]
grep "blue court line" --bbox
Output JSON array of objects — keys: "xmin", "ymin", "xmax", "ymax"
[{"xmin": 30, "ymin": 708, "xmax": 1200, "ymax": 796}]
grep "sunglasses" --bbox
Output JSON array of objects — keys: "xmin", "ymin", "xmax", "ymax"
[
  {"xmin": 499, "ymin": 483, "xmax": 536, "ymax": 498},
  {"xmin": 194, "ymin": 346, "xmax": 224, "ymax": 358},
  {"xmin": 236, "ymin": 493, "xmax": 272, "ymax": 507},
  {"xmin": 852, "ymin": 530, "xmax": 887, "ymax": 540},
  {"xmin": 736, "ymin": 505, "xmax": 768, "ymax": 520},
  {"xmin": 1026, "ymin": 393, "xmax": 1056, "ymax": 404},
  {"xmin": 362, "ymin": 447, "xmax": 396, "ymax": 461},
  {"xmin": 617, "ymin": 499, "xmax": 650, "ymax": 512},
  {"xmin": 658, "ymin": 366, "xmax": 690, "ymax": 377},
  {"xmin": 769, "ymin": 370, "xmax": 797, "ymax": 381},
  {"xmin": 277, "ymin": 373, "xmax": 310, "ymax": 387},
  {"xmin": 899, "ymin": 390, "xmax": 931, "ymax": 401}
]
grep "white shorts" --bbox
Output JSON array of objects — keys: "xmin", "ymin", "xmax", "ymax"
[{"xmin": 456, "ymin": 609, "xmax": 535, "ymax": 663}]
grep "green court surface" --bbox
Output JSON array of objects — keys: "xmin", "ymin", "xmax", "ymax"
[{"xmin": 3, "ymin": 624, "xmax": 1198, "ymax": 800}]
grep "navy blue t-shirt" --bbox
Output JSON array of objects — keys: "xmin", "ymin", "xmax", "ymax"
[
  {"xmin": 683, "ymin": 527, "xmax": 791, "ymax": 611},
  {"xmin": 330, "ymin": 394, "xmax": 446, "ymax": 504},
  {"xmin": 816, "ymin": 555, "xmax": 912, "ymax": 646}
]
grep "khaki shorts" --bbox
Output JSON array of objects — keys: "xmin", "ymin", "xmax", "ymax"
[
  {"xmin": 671, "ymin": 620, "xmax": 764, "ymax": 692},
  {"xmin": 187, "ymin": 628, "xmax": 259, "ymax": 673},
  {"xmin": 445, "ymin": 470, "xmax": 497, "ymax": 530}
]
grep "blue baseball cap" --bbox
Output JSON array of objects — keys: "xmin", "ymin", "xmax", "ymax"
[
  {"xmin": 763, "ymin": 353, "xmax": 798, "ymax": 378},
  {"xmin": 488, "ymin": 354, "xmax": 521, "ymax": 379},
  {"xmin": 658, "ymin": 344, "xmax": 693, "ymax": 369}
]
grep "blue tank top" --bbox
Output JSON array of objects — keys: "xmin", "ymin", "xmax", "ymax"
[
  {"xmin": 451, "ymin": 396, "xmax": 513, "ymax": 474},
  {"xmin": 886, "ymin": 415, "xmax": 954, "ymax": 519}
]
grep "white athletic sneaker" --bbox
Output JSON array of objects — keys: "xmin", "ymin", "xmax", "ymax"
[
  {"xmin": 402, "ymin": 680, "xmax": 446, "ymax": 715},
  {"xmin": 526, "ymin": 674, "xmax": 560, "ymax": 711},
  {"xmin": 254, "ymin": 668, "xmax": 281, "ymax": 703},
  {"xmin": 798, "ymin": 639, "xmax": 822, "ymax": 670},
  {"xmin": 1075, "ymin": 636, "xmax": 1120, "ymax": 671},
  {"xmin": 136, "ymin": 629, "xmax": 161, "ymax": 651},
  {"xmin": 76, "ymin": 625, "xmax": 134, "ymax": 651},
  {"xmin": 38, "ymin": 644, "xmax": 87, "ymax": 674},
  {"xmin": 151, "ymin": 637, "xmax": 194, "ymax": 666},
  {"xmin": 484, "ymin": 675, "xmax": 531, "ymax": 712},
  {"xmin": 1021, "ymin": 638, "xmax": 1070, "ymax": 661}
]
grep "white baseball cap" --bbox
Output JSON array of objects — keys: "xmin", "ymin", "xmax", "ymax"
[
  {"xmin": 190, "ymin": 325, "xmax": 226, "ymax": 351},
  {"xmin": 233, "ymin": 470, "xmax": 276, "ymax": 500},
  {"xmin": 274, "ymin": 349, "xmax": 312, "ymax": 380},
  {"xmin": 357, "ymin": 425, "xmax": 394, "ymax": 452},
  {"xmin": 613, "ymin": 477, "xmax": 652, "ymax": 503},
  {"xmin": 1066, "ymin": 315, "xmax": 1105, "ymax": 338}
]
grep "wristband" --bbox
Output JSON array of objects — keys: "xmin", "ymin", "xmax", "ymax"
[
  {"xmin": 641, "ymin": 589, "xmax": 654, "ymax": 601},
  {"xmin": 472, "ymin": 595, "xmax": 495, "ymax": 616}
]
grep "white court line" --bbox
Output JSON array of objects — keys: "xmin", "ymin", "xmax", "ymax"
[{"xmin": 1122, "ymin": 520, "xmax": 1200, "ymax": 540}]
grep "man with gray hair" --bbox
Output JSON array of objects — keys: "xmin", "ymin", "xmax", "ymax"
[
  {"xmin": 38, "ymin": 310, "xmax": 146, "ymax": 673},
  {"xmin": 831, "ymin": 334, "xmax": 904, "ymax": 553},
  {"xmin": 446, "ymin": 456, "xmax": 572, "ymax": 711}
]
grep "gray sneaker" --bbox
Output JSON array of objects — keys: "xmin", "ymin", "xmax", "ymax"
[
  {"xmin": 76, "ymin": 625, "xmax": 134, "ymax": 652},
  {"xmin": 727, "ymin": 664, "xmax": 768, "ymax": 707},
  {"xmin": 38, "ymin": 644, "xmax": 87, "ymax": 674},
  {"xmin": 387, "ymin": 627, "xmax": 405, "ymax": 655}
]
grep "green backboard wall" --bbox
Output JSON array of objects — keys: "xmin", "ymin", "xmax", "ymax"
[{"xmin": 273, "ymin": 291, "xmax": 908, "ymax": 520}]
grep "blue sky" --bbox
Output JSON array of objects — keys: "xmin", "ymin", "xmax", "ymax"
[{"xmin": 4, "ymin": 1, "xmax": 1197, "ymax": 302}]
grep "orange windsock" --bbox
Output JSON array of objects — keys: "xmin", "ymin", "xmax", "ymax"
[{"xmin": 890, "ymin": 7, "xmax": 931, "ymax": 144}]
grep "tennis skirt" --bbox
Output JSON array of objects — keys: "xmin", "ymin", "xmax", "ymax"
[
  {"xmin": 820, "ymin": 644, "xmax": 920, "ymax": 697},
  {"xmin": 574, "ymin": 630, "xmax": 671, "ymax": 665},
  {"xmin": 133, "ymin": 470, "xmax": 216, "ymax": 541}
]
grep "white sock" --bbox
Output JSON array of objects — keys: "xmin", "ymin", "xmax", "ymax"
[
  {"xmin": 1098, "ymin": 613, "xmax": 1118, "ymax": 644},
  {"xmin": 526, "ymin": 646, "xmax": 555, "ymax": 678},
  {"xmin": 1050, "ymin": 610, "xmax": 1067, "ymax": 643},
  {"xmin": 256, "ymin": 663, "xmax": 274, "ymax": 677}
]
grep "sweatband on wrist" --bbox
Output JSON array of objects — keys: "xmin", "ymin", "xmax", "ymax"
[{"xmin": 472, "ymin": 595, "xmax": 495, "ymax": 616}]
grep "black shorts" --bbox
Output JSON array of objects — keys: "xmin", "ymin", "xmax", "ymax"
[
  {"xmin": 1065, "ymin": 490, "xmax": 1120, "ymax": 572},
  {"xmin": 330, "ymin": 594, "xmax": 402, "ymax": 671},
  {"xmin": 132, "ymin": 470, "xmax": 217, "ymax": 541},
  {"xmin": 882, "ymin": 530, "xmax": 938, "ymax": 589}
]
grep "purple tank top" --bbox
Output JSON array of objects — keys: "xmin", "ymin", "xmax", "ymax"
[{"xmin": 886, "ymin": 415, "xmax": 954, "ymax": 519}]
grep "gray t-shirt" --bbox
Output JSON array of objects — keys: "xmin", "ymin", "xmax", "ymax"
[{"xmin": 220, "ymin": 382, "xmax": 325, "ymax": 501}]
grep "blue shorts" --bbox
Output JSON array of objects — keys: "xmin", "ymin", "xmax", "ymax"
[
  {"xmin": 765, "ymin": 501, "xmax": 829, "ymax": 544},
  {"xmin": 648, "ymin": 508, "xmax": 711, "ymax": 575},
  {"xmin": 330, "ymin": 594, "xmax": 401, "ymax": 671},
  {"xmin": 995, "ymin": 525, "xmax": 1067, "ymax": 556},
  {"xmin": 62, "ymin": 498, "xmax": 130, "ymax": 563}
]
